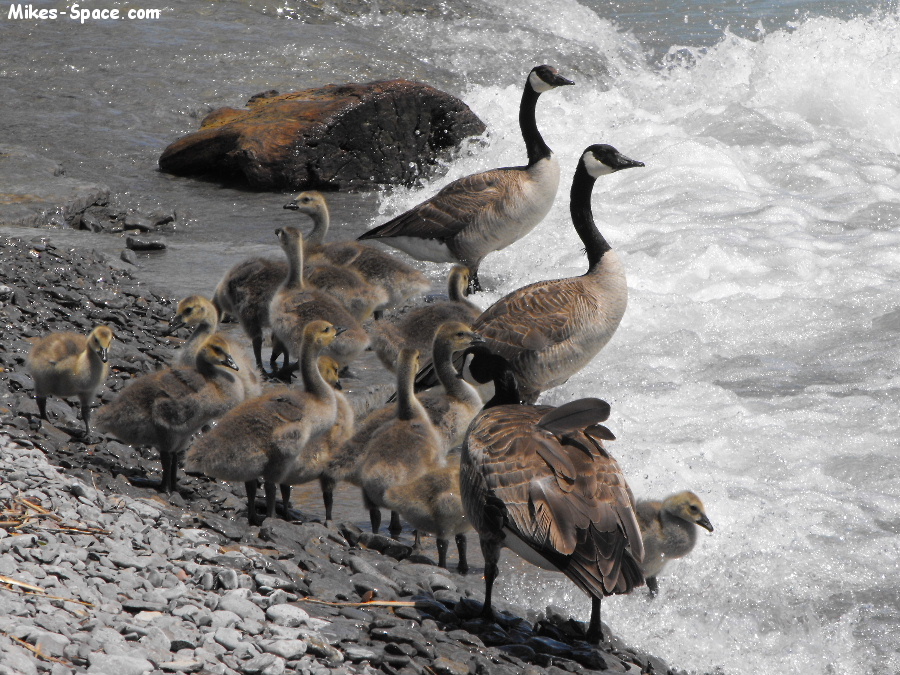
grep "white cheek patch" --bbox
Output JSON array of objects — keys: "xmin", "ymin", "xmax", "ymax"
[
  {"xmin": 583, "ymin": 152, "xmax": 615, "ymax": 178},
  {"xmin": 529, "ymin": 70, "xmax": 555, "ymax": 93}
]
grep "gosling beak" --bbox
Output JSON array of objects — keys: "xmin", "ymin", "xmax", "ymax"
[
  {"xmin": 223, "ymin": 355, "xmax": 240, "ymax": 371},
  {"xmin": 99, "ymin": 347, "xmax": 109, "ymax": 364},
  {"xmin": 335, "ymin": 380, "xmax": 343, "ymax": 391},
  {"xmin": 283, "ymin": 201, "xmax": 298, "ymax": 210},
  {"xmin": 696, "ymin": 514, "xmax": 714, "ymax": 532},
  {"xmin": 613, "ymin": 153, "xmax": 645, "ymax": 171},
  {"xmin": 164, "ymin": 315, "xmax": 185, "ymax": 336},
  {"xmin": 470, "ymin": 333, "xmax": 486, "ymax": 346},
  {"xmin": 335, "ymin": 326, "xmax": 348, "ymax": 336}
]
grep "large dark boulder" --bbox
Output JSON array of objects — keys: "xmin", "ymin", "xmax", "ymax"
[{"xmin": 158, "ymin": 80, "xmax": 486, "ymax": 191}]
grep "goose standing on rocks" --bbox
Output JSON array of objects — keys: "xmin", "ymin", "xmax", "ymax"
[
  {"xmin": 285, "ymin": 191, "xmax": 430, "ymax": 316},
  {"xmin": 94, "ymin": 335, "xmax": 246, "ymax": 493},
  {"xmin": 28, "ymin": 325, "xmax": 114, "ymax": 435},
  {"xmin": 461, "ymin": 397, "xmax": 644, "ymax": 642},
  {"xmin": 383, "ymin": 456, "xmax": 471, "ymax": 573},
  {"xmin": 636, "ymin": 491, "xmax": 713, "ymax": 597},
  {"xmin": 184, "ymin": 321, "xmax": 343, "ymax": 526},
  {"xmin": 269, "ymin": 226, "xmax": 369, "ymax": 375},
  {"xmin": 416, "ymin": 144, "xmax": 644, "ymax": 404},
  {"xmin": 358, "ymin": 348, "xmax": 444, "ymax": 538},
  {"xmin": 168, "ymin": 295, "xmax": 260, "ymax": 397},
  {"xmin": 212, "ymin": 257, "xmax": 289, "ymax": 373},
  {"xmin": 371, "ymin": 266, "xmax": 481, "ymax": 373},
  {"xmin": 358, "ymin": 65, "xmax": 574, "ymax": 292}
]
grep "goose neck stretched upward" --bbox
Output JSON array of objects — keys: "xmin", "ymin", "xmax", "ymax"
[
  {"xmin": 570, "ymin": 162, "xmax": 610, "ymax": 270},
  {"xmin": 520, "ymin": 85, "xmax": 551, "ymax": 166},
  {"xmin": 284, "ymin": 234, "xmax": 306, "ymax": 289}
]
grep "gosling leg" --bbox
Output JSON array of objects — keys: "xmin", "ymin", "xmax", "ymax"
[
  {"xmin": 319, "ymin": 476, "xmax": 335, "ymax": 523},
  {"xmin": 647, "ymin": 576, "xmax": 659, "ymax": 598},
  {"xmin": 455, "ymin": 533, "xmax": 469, "ymax": 575},
  {"xmin": 436, "ymin": 538, "xmax": 449, "ymax": 569},
  {"xmin": 264, "ymin": 481, "xmax": 277, "ymax": 521},
  {"xmin": 35, "ymin": 395, "xmax": 48, "ymax": 422},
  {"xmin": 279, "ymin": 484, "xmax": 292, "ymax": 521},
  {"xmin": 245, "ymin": 481, "xmax": 260, "ymax": 526},
  {"xmin": 388, "ymin": 510, "xmax": 402, "ymax": 539}
]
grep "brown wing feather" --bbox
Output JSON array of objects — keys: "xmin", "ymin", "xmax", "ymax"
[
  {"xmin": 360, "ymin": 170, "xmax": 510, "ymax": 241},
  {"xmin": 463, "ymin": 401, "xmax": 643, "ymax": 598}
]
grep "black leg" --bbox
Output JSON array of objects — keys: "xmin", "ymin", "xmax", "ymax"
[
  {"xmin": 436, "ymin": 538, "xmax": 449, "ymax": 569},
  {"xmin": 319, "ymin": 476, "xmax": 335, "ymax": 523},
  {"xmin": 36, "ymin": 396, "xmax": 47, "ymax": 421},
  {"xmin": 587, "ymin": 597, "xmax": 603, "ymax": 644},
  {"xmin": 480, "ymin": 537, "xmax": 501, "ymax": 620},
  {"xmin": 456, "ymin": 533, "xmax": 469, "ymax": 575},
  {"xmin": 369, "ymin": 507, "xmax": 381, "ymax": 534},
  {"xmin": 252, "ymin": 335, "xmax": 264, "ymax": 373},
  {"xmin": 245, "ymin": 481, "xmax": 260, "ymax": 526},
  {"xmin": 159, "ymin": 449, "xmax": 172, "ymax": 493},
  {"xmin": 373, "ymin": 310, "xmax": 383, "ymax": 320},
  {"xmin": 79, "ymin": 395, "xmax": 92, "ymax": 434},
  {"xmin": 411, "ymin": 530, "xmax": 422, "ymax": 550},
  {"xmin": 468, "ymin": 267, "xmax": 483, "ymax": 293},
  {"xmin": 167, "ymin": 451, "xmax": 181, "ymax": 493},
  {"xmin": 647, "ymin": 576, "xmax": 659, "ymax": 598},
  {"xmin": 280, "ymin": 484, "xmax": 292, "ymax": 520},
  {"xmin": 389, "ymin": 510, "xmax": 402, "ymax": 539},
  {"xmin": 264, "ymin": 481, "xmax": 277, "ymax": 521}
]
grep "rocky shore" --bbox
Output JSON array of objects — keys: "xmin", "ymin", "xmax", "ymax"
[{"xmin": 0, "ymin": 235, "xmax": 682, "ymax": 675}]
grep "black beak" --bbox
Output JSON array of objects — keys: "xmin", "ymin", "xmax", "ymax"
[
  {"xmin": 165, "ymin": 315, "xmax": 185, "ymax": 336},
  {"xmin": 283, "ymin": 201, "xmax": 298, "ymax": 210},
  {"xmin": 335, "ymin": 326, "xmax": 348, "ymax": 336},
  {"xmin": 223, "ymin": 354, "xmax": 240, "ymax": 371},
  {"xmin": 697, "ymin": 514, "xmax": 714, "ymax": 532},
  {"xmin": 470, "ymin": 333, "xmax": 486, "ymax": 345},
  {"xmin": 99, "ymin": 347, "xmax": 109, "ymax": 363},
  {"xmin": 613, "ymin": 152, "xmax": 645, "ymax": 171},
  {"xmin": 552, "ymin": 74, "xmax": 575, "ymax": 87}
]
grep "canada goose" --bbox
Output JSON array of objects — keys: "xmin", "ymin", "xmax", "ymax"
[
  {"xmin": 184, "ymin": 321, "xmax": 343, "ymax": 526},
  {"xmin": 415, "ymin": 144, "xmax": 644, "ymax": 404},
  {"xmin": 284, "ymin": 191, "xmax": 430, "ymax": 316},
  {"xmin": 94, "ymin": 335, "xmax": 245, "ymax": 493},
  {"xmin": 636, "ymin": 491, "xmax": 713, "ymax": 597},
  {"xmin": 461, "ymin": 397, "xmax": 644, "ymax": 642},
  {"xmin": 358, "ymin": 65, "xmax": 574, "ymax": 292},
  {"xmin": 269, "ymin": 226, "xmax": 370, "ymax": 375},
  {"xmin": 383, "ymin": 457, "xmax": 471, "ymax": 573},
  {"xmin": 28, "ymin": 325, "xmax": 114, "ymax": 435},
  {"xmin": 168, "ymin": 295, "xmax": 261, "ymax": 397},
  {"xmin": 358, "ymin": 348, "xmax": 444, "ymax": 537},
  {"xmin": 280, "ymin": 354, "xmax": 355, "ymax": 524},
  {"xmin": 336, "ymin": 322, "xmax": 485, "ymax": 481},
  {"xmin": 212, "ymin": 257, "xmax": 289, "ymax": 373},
  {"xmin": 371, "ymin": 266, "xmax": 481, "ymax": 372}
]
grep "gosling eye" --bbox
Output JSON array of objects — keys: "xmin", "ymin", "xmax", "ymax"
[
  {"xmin": 689, "ymin": 505, "xmax": 700, "ymax": 513},
  {"xmin": 456, "ymin": 332, "xmax": 465, "ymax": 338}
]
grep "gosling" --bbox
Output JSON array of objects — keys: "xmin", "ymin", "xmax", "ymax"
[
  {"xmin": 371, "ymin": 266, "xmax": 481, "ymax": 372},
  {"xmin": 27, "ymin": 325, "xmax": 114, "ymax": 435},
  {"xmin": 358, "ymin": 348, "xmax": 444, "ymax": 538},
  {"xmin": 383, "ymin": 457, "xmax": 470, "ymax": 573},
  {"xmin": 168, "ymin": 295, "xmax": 260, "ymax": 398},
  {"xmin": 184, "ymin": 321, "xmax": 342, "ymax": 526},
  {"xmin": 94, "ymin": 335, "xmax": 246, "ymax": 493},
  {"xmin": 636, "ymin": 491, "xmax": 714, "ymax": 597}
]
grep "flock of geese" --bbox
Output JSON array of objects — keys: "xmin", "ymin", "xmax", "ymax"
[{"xmin": 25, "ymin": 65, "xmax": 714, "ymax": 640}]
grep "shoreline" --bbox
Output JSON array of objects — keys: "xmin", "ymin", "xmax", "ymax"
[{"xmin": 0, "ymin": 234, "xmax": 684, "ymax": 675}]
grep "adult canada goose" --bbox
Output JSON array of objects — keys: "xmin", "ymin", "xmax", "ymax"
[
  {"xmin": 285, "ymin": 191, "xmax": 430, "ymax": 317},
  {"xmin": 280, "ymin": 354, "xmax": 354, "ymax": 524},
  {"xmin": 415, "ymin": 144, "xmax": 644, "ymax": 404},
  {"xmin": 636, "ymin": 491, "xmax": 713, "ymax": 597},
  {"xmin": 94, "ymin": 335, "xmax": 245, "ymax": 493},
  {"xmin": 168, "ymin": 295, "xmax": 260, "ymax": 397},
  {"xmin": 184, "ymin": 321, "xmax": 343, "ymax": 525},
  {"xmin": 461, "ymin": 397, "xmax": 644, "ymax": 642},
  {"xmin": 212, "ymin": 257, "xmax": 289, "ymax": 373},
  {"xmin": 28, "ymin": 325, "xmax": 114, "ymax": 435},
  {"xmin": 383, "ymin": 456, "xmax": 470, "ymax": 573},
  {"xmin": 358, "ymin": 65, "xmax": 574, "ymax": 292},
  {"xmin": 358, "ymin": 348, "xmax": 444, "ymax": 537},
  {"xmin": 269, "ymin": 226, "xmax": 369, "ymax": 375},
  {"xmin": 371, "ymin": 266, "xmax": 481, "ymax": 373}
]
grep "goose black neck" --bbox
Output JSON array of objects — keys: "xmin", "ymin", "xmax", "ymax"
[
  {"xmin": 570, "ymin": 162, "xmax": 610, "ymax": 270},
  {"xmin": 520, "ymin": 85, "xmax": 551, "ymax": 165}
]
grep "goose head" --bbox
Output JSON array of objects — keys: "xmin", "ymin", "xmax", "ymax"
[
  {"xmin": 283, "ymin": 190, "xmax": 327, "ymax": 216},
  {"xmin": 168, "ymin": 295, "xmax": 217, "ymax": 334},
  {"xmin": 448, "ymin": 265, "xmax": 471, "ymax": 298},
  {"xmin": 303, "ymin": 320, "xmax": 343, "ymax": 352},
  {"xmin": 88, "ymin": 325, "xmax": 114, "ymax": 363},
  {"xmin": 434, "ymin": 321, "xmax": 485, "ymax": 354},
  {"xmin": 528, "ymin": 65, "xmax": 575, "ymax": 93},
  {"xmin": 317, "ymin": 355, "xmax": 342, "ymax": 390},
  {"xmin": 663, "ymin": 491, "xmax": 714, "ymax": 532},
  {"xmin": 275, "ymin": 225, "xmax": 303, "ymax": 251},
  {"xmin": 582, "ymin": 144, "xmax": 645, "ymax": 178},
  {"xmin": 198, "ymin": 335, "xmax": 239, "ymax": 371}
]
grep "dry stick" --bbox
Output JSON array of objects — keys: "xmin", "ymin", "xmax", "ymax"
[
  {"xmin": 0, "ymin": 574, "xmax": 94, "ymax": 607},
  {"xmin": 298, "ymin": 598, "xmax": 417, "ymax": 608},
  {"xmin": 1, "ymin": 632, "xmax": 72, "ymax": 666}
]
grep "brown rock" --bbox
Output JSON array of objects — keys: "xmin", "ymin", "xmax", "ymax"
[{"xmin": 158, "ymin": 80, "xmax": 486, "ymax": 191}]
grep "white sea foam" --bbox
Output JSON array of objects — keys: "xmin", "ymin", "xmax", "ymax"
[{"xmin": 371, "ymin": 6, "xmax": 900, "ymax": 674}]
